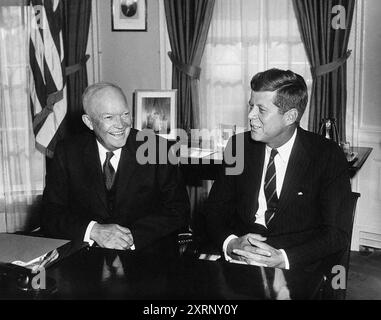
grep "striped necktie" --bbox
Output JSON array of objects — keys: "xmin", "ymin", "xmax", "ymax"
[{"xmin": 264, "ymin": 148, "xmax": 278, "ymax": 226}]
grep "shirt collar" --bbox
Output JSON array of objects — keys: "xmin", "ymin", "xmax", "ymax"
[
  {"xmin": 266, "ymin": 128, "xmax": 297, "ymax": 163},
  {"xmin": 96, "ymin": 140, "xmax": 122, "ymax": 162}
]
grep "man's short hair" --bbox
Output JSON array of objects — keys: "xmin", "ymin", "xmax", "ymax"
[
  {"xmin": 82, "ymin": 82, "xmax": 127, "ymax": 115},
  {"xmin": 250, "ymin": 68, "xmax": 308, "ymax": 123}
]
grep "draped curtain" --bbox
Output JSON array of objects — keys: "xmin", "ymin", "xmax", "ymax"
[
  {"xmin": 292, "ymin": 0, "xmax": 355, "ymax": 141},
  {"xmin": 164, "ymin": 0, "xmax": 215, "ymax": 131},
  {"xmin": 63, "ymin": 0, "xmax": 91, "ymax": 136},
  {"xmin": 0, "ymin": 2, "xmax": 44, "ymax": 232},
  {"xmin": 200, "ymin": 0, "xmax": 312, "ymax": 133},
  {"xmin": 0, "ymin": 0, "xmax": 91, "ymax": 232}
]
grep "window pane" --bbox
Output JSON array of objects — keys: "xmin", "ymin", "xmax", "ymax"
[{"xmin": 200, "ymin": 0, "xmax": 312, "ymax": 131}]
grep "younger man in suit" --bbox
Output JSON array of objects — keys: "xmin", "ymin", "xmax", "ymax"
[
  {"xmin": 41, "ymin": 82, "xmax": 189, "ymax": 250},
  {"xmin": 204, "ymin": 69, "xmax": 351, "ymax": 270}
]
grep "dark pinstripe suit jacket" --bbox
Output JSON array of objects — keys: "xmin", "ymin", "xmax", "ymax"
[
  {"xmin": 204, "ymin": 127, "xmax": 352, "ymax": 269},
  {"xmin": 41, "ymin": 129, "xmax": 189, "ymax": 250}
]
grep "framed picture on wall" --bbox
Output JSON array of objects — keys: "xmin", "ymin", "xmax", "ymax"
[
  {"xmin": 134, "ymin": 90, "xmax": 177, "ymax": 140},
  {"xmin": 111, "ymin": 0, "xmax": 147, "ymax": 31}
]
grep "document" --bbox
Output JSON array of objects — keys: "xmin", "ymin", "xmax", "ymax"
[
  {"xmin": 198, "ymin": 253, "xmax": 221, "ymax": 261},
  {"xmin": 0, "ymin": 233, "xmax": 70, "ymax": 270},
  {"xmin": 188, "ymin": 147, "xmax": 216, "ymax": 159}
]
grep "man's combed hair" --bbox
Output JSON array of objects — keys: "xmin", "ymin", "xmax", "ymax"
[
  {"xmin": 250, "ymin": 68, "xmax": 308, "ymax": 123},
  {"xmin": 82, "ymin": 82, "xmax": 127, "ymax": 115}
]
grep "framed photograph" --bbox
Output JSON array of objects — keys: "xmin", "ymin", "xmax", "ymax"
[
  {"xmin": 134, "ymin": 90, "xmax": 177, "ymax": 140},
  {"xmin": 111, "ymin": 0, "xmax": 147, "ymax": 31}
]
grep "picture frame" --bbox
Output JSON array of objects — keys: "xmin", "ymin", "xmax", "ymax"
[
  {"xmin": 134, "ymin": 90, "xmax": 177, "ymax": 140},
  {"xmin": 111, "ymin": 0, "xmax": 147, "ymax": 31}
]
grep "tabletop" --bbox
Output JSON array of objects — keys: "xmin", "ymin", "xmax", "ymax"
[
  {"xmin": 348, "ymin": 147, "xmax": 373, "ymax": 179},
  {"xmin": 0, "ymin": 236, "xmax": 324, "ymax": 300}
]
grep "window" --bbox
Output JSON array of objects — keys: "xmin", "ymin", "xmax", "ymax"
[
  {"xmin": 199, "ymin": 0, "xmax": 312, "ymax": 131},
  {"xmin": 0, "ymin": 3, "xmax": 44, "ymax": 232}
]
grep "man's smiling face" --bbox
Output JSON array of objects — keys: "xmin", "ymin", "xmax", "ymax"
[
  {"xmin": 248, "ymin": 90, "xmax": 293, "ymax": 149},
  {"xmin": 84, "ymin": 88, "xmax": 132, "ymax": 151}
]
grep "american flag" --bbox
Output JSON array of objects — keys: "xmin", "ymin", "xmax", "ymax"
[{"xmin": 29, "ymin": 0, "xmax": 66, "ymax": 158}]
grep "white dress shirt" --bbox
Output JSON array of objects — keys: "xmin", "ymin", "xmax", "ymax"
[
  {"xmin": 223, "ymin": 129, "xmax": 298, "ymax": 269},
  {"xmin": 84, "ymin": 141, "xmax": 134, "ymax": 250}
]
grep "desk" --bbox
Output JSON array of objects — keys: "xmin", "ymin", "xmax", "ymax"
[
  {"xmin": 0, "ymin": 237, "xmax": 324, "ymax": 300},
  {"xmin": 180, "ymin": 146, "xmax": 373, "ymax": 183}
]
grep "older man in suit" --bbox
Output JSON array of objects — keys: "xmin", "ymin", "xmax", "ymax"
[
  {"xmin": 41, "ymin": 82, "xmax": 189, "ymax": 250},
  {"xmin": 204, "ymin": 68, "xmax": 351, "ymax": 270}
]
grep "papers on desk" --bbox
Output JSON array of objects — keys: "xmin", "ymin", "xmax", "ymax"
[
  {"xmin": 198, "ymin": 253, "xmax": 221, "ymax": 261},
  {"xmin": 228, "ymin": 259, "xmax": 267, "ymax": 267},
  {"xmin": 0, "ymin": 233, "xmax": 70, "ymax": 271},
  {"xmin": 188, "ymin": 147, "xmax": 216, "ymax": 159},
  {"xmin": 198, "ymin": 253, "xmax": 267, "ymax": 266},
  {"xmin": 346, "ymin": 151, "xmax": 358, "ymax": 163}
]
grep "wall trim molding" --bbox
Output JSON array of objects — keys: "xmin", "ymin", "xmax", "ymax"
[
  {"xmin": 0, "ymin": 213, "xmax": 6, "ymax": 233},
  {"xmin": 359, "ymin": 228, "xmax": 381, "ymax": 249},
  {"xmin": 358, "ymin": 126, "xmax": 381, "ymax": 134},
  {"xmin": 349, "ymin": 0, "xmax": 366, "ymax": 251},
  {"xmin": 158, "ymin": 0, "xmax": 172, "ymax": 90},
  {"xmin": 86, "ymin": 0, "xmax": 101, "ymax": 84},
  {"xmin": 349, "ymin": 0, "xmax": 365, "ymax": 148},
  {"xmin": 358, "ymin": 128, "xmax": 381, "ymax": 144}
]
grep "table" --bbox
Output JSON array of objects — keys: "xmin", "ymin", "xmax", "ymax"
[
  {"xmin": 348, "ymin": 147, "xmax": 373, "ymax": 179},
  {"xmin": 0, "ymin": 236, "xmax": 324, "ymax": 300}
]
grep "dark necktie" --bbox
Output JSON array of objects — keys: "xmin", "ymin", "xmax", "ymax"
[
  {"xmin": 103, "ymin": 151, "xmax": 115, "ymax": 191},
  {"xmin": 264, "ymin": 148, "xmax": 278, "ymax": 226}
]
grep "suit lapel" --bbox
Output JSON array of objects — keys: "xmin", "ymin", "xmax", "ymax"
[
  {"xmin": 83, "ymin": 136, "xmax": 108, "ymax": 211},
  {"xmin": 245, "ymin": 138, "xmax": 265, "ymax": 223},
  {"xmin": 114, "ymin": 130, "xmax": 138, "ymax": 208},
  {"xmin": 277, "ymin": 128, "xmax": 312, "ymax": 216}
]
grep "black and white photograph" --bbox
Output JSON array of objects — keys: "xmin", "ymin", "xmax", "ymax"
[
  {"xmin": 134, "ymin": 89, "xmax": 177, "ymax": 140},
  {"xmin": 1, "ymin": 0, "xmax": 381, "ymax": 309},
  {"xmin": 111, "ymin": 0, "xmax": 147, "ymax": 31}
]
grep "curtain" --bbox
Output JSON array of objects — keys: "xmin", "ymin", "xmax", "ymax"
[
  {"xmin": 164, "ymin": 0, "xmax": 215, "ymax": 131},
  {"xmin": 200, "ymin": 0, "xmax": 312, "ymax": 133},
  {"xmin": 63, "ymin": 0, "xmax": 91, "ymax": 136},
  {"xmin": 0, "ymin": 2, "xmax": 44, "ymax": 232},
  {"xmin": 293, "ymin": 0, "xmax": 355, "ymax": 141}
]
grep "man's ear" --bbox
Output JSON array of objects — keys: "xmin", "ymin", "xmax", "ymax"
[
  {"xmin": 82, "ymin": 114, "xmax": 94, "ymax": 131},
  {"xmin": 284, "ymin": 108, "xmax": 298, "ymax": 125}
]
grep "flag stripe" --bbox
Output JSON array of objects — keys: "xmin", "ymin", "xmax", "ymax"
[
  {"xmin": 29, "ymin": 0, "xmax": 66, "ymax": 157},
  {"xmin": 29, "ymin": 73, "xmax": 43, "ymax": 116},
  {"xmin": 29, "ymin": 42, "xmax": 45, "ymax": 114}
]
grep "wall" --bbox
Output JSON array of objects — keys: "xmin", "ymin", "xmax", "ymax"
[
  {"xmin": 349, "ymin": 0, "xmax": 381, "ymax": 250},
  {"xmin": 97, "ymin": 0, "xmax": 162, "ymax": 107}
]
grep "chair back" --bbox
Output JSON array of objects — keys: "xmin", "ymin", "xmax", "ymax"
[
  {"xmin": 320, "ymin": 191, "xmax": 360, "ymax": 299},
  {"xmin": 343, "ymin": 192, "xmax": 360, "ymax": 272}
]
